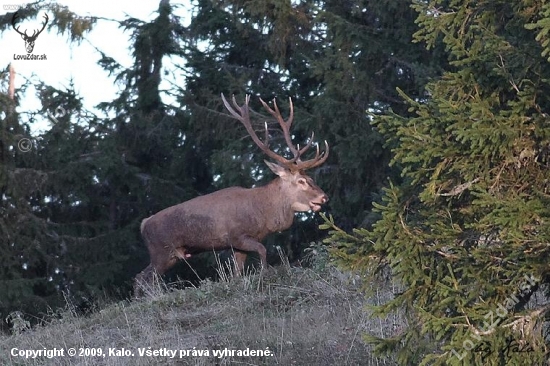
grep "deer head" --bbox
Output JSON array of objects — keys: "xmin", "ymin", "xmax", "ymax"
[
  {"xmin": 221, "ymin": 93, "xmax": 329, "ymax": 212},
  {"xmin": 12, "ymin": 12, "xmax": 49, "ymax": 54}
]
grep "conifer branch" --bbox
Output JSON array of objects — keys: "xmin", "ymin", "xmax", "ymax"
[{"xmin": 438, "ymin": 178, "xmax": 480, "ymax": 197}]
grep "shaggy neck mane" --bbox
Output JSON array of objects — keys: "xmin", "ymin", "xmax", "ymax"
[{"xmin": 251, "ymin": 177, "xmax": 295, "ymax": 232}]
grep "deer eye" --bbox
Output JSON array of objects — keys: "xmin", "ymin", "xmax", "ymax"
[{"xmin": 297, "ymin": 178, "xmax": 307, "ymax": 186}]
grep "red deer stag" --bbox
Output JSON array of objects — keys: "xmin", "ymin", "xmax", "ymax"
[{"xmin": 134, "ymin": 94, "xmax": 329, "ymax": 296}]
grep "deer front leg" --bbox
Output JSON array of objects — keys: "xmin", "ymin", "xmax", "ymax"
[
  {"xmin": 233, "ymin": 251, "xmax": 247, "ymax": 276},
  {"xmin": 232, "ymin": 236, "xmax": 267, "ymax": 272}
]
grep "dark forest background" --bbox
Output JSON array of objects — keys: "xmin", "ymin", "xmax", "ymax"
[
  {"xmin": 1, "ymin": 0, "xmax": 438, "ymax": 322},
  {"xmin": 2, "ymin": 1, "xmax": 550, "ymax": 364}
]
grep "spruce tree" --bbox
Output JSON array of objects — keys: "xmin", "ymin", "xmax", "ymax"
[
  {"xmin": 0, "ymin": 0, "xmax": 193, "ymax": 327},
  {"xmin": 0, "ymin": 3, "xmax": 96, "ymax": 330},
  {"xmin": 326, "ymin": 0, "xmax": 550, "ymax": 364}
]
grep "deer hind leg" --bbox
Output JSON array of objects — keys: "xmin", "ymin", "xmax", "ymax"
[
  {"xmin": 134, "ymin": 264, "xmax": 154, "ymax": 298},
  {"xmin": 134, "ymin": 252, "xmax": 177, "ymax": 298}
]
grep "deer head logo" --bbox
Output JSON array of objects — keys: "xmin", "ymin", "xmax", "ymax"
[{"xmin": 12, "ymin": 12, "xmax": 49, "ymax": 54}]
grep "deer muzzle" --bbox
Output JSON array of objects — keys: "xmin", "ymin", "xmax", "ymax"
[{"xmin": 309, "ymin": 194, "xmax": 328, "ymax": 212}]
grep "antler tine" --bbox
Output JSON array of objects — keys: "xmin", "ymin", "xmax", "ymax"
[
  {"xmin": 221, "ymin": 93, "xmax": 243, "ymax": 120},
  {"xmin": 12, "ymin": 13, "xmax": 24, "ymax": 36},
  {"xmin": 308, "ymin": 140, "xmax": 330, "ymax": 169},
  {"xmin": 270, "ymin": 98, "xmax": 294, "ymax": 129},
  {"xmin": 231, "ymin": 93, "xmax": 250, "ymax": 112},
  {"xmin": 283, "ymin": 97, "xmax": 297, "ymax": 157},
  {"xmin": 294, "ymin": 140, "xmax": 330, "ymax": 171},
  {"xmin": 221, "ymin": 93, "xmax": 296, "ymax": 167},
  {"xmin": 297, "ymin": 131, "xmax": 315, "ymax": 157},
  {"xmin": 259, "ymin": 97, "xmax": 299, "ymax": 159},
  {"xmin": 37, "ymin": 13, "xmax": 49, "ymax": 35},
  {"xmin": 287, "ymin": 97, "xmax": 294, "ymax": 127}
]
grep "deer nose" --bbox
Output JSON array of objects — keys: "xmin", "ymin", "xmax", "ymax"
[{"xmin": 321, "ymin": 195, "xmax": 328, "ymax": 204}]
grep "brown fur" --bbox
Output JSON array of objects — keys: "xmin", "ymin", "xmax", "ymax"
[{"xmin": 134, "ymin": 166, "xmax": 328, "ymax": 296}]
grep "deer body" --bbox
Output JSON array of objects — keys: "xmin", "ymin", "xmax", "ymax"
[
  {"xmin": 134, "ymin": 95, "xmax": 329, "ymax": 296},
  {"xmin": 140, "ymin": 179, "xmax": 294, "ymax": 273}
]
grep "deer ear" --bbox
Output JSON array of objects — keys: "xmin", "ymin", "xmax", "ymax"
[{"xmin": 264, "ymin": 160, "xmax": 290, "ymax": 178}]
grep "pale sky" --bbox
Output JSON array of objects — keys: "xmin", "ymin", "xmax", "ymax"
[{"xmin": 0, "ymin": 0, "xmax": 190, "ymax": 133}]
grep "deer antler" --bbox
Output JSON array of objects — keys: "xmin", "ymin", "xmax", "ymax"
[
  {"xmin": 259, "ymin": 97, "xmax": 329, "ymax": 170},
  {"xmin": 221, "ymin": 93, "xmax": 329, "ymax": 172},
  {"xmin": 11, "ymin": 12, "xmax": 49, "ymax": 39},
  {"xmin": 33, "ymin": 13, "xmax": 49, "ymax": 38},
  {"xmin": 11, "ymin": 12, "xmax": 25, "ymax": 37}
]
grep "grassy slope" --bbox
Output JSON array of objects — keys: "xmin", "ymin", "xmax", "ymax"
[{"xmin": 0, "ymin": 263, "xmax": 399, "ymax": 366}]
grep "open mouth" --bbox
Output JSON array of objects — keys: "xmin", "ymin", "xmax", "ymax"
[{"xmin": 309, "ymin": 202, "xmax": 323, "ymax": 212}]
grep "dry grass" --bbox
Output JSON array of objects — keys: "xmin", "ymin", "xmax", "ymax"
[{"xmin": 1, "ymin": 257, "xmax": 401, "ymax": 366}]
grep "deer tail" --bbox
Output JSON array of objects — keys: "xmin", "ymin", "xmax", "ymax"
[{"xmin": 140, "ymin": 216, "xmax": 151, "ymax": 234}]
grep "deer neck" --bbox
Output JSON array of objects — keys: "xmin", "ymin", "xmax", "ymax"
[{"xmin": 255, "ymin": 178, "xmax": 296, "ymax": 232}]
